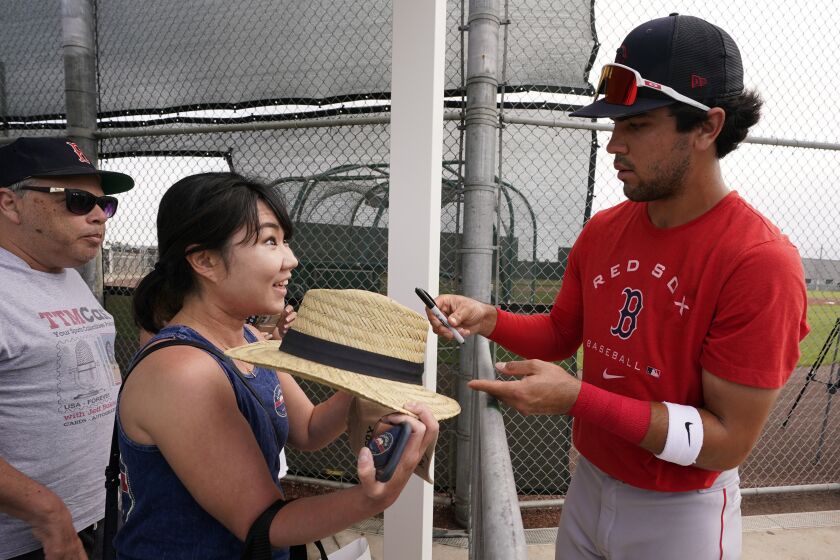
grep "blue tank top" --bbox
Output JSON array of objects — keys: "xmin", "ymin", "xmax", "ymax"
[{"xmin": 114, "ymin": 325, "xmax": 290, "ymax": 560}]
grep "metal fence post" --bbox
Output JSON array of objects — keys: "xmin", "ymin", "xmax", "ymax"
[
  {"xmin": 61, "ymin": 0, "xmax": 102, "ymax": 301},
  {"xmin": 472, "ymin": 342, "xmax": 528, "ymax": 559},
  {"xmin": 0, "ymin": 62, "xmax": 8, "ymax": 137},
  {"xmin": 455, "ymin": 0, "xmax": 502, "ymax": 527}
]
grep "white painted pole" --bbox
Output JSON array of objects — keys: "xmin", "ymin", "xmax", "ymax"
[{"xmin": 385, "ymin": 0, "xmax": 447, "ymax": 559}]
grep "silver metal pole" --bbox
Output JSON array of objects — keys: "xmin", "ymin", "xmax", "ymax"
[
  {"xmin": 739, "ymin": 483, "xmax": 840, "ymax": 496},
  {"xmin": 62, "ymin": 0, "xmax": 102, "ymax": 301},
  {"xmin": 456, "ymin": 0, "xmax": 502, "ymax": 528},
  {"xmin": 0, "ymin": 62, "xmax": 8, "ymax": 137},
  {"xmin": 468, "ymin": 384, "xmax": 482, "ymax": 560},
  {"xmin": 476, "ymin": 342, "xmax": 527, "ymax": 559}
]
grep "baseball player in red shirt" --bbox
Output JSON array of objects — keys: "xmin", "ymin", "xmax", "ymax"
[{"xmin": 426, "ymin": 14, "xmax": 809, "ymax": 560}]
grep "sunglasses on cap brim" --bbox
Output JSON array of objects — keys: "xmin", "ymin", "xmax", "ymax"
[
  {"xmin": 595, "ymin": 63, "xmax": 711, "ymax": 112},
  {"xmin": 19, "ymin": 186, "xmax": 119, "ymax": 218}
]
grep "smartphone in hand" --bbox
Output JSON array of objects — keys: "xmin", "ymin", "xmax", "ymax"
[{"xmin": 366, "ymin": 422, "xmax": 412, "ymax": 482}]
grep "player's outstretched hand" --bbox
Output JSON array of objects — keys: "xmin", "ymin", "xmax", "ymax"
[{"xmin": 469, "ymin": 359, "xmax": 580, "ymax": 415}]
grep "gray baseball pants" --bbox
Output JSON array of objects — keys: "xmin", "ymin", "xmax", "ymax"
[{"xmin": 556, "ymin": 456, "xmax": 742, "ymax": 559}]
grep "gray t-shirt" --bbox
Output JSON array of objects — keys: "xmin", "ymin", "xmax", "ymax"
[{"xmin": 0, "ymin": 248, "xmax": 120, "ymax": 558}]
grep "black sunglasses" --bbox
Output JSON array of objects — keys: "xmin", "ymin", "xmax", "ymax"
[{"xmin": 19, "ymin": 186, "xmax": 119, "ymax": 218}]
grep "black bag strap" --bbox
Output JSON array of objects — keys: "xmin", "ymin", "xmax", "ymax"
[
  {"xmin": 102, "ymin": 422, "xmax": 120, "ymax": 560},
  {"xmin": 313, "ymin": 541, "xmax": 328, "ymax": 559}
]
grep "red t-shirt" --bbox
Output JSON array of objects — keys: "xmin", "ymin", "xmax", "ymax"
[{"xmin": 490, "ymin": 192, "xmax": 809, "ymax": 492}]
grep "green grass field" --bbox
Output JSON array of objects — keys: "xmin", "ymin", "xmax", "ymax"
[{"xmin": 800, "ymin": 292, "xmax": 840, "ymax": 366}]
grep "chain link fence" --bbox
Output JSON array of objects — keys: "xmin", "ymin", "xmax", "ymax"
[{"xmin": 2, "ymin": 0, "xmax": 837, "ymax": 508}]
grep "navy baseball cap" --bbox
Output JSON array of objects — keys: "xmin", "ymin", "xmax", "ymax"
[
  {"xmin": 0, "ymin": 137, "xmax": 134, "ymax": 194},
  {"xmin": 571, "ymin": 14, "xmax": 744, "ymax": 119}
]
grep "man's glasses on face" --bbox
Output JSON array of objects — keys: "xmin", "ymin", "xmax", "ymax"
[
  {"xmin": 595, "ymin": 63, "xmax": 711, "ymax": 112},
  {"xmin": 19, "ymin": 186, "xmax": 119, "ymax": 218}
]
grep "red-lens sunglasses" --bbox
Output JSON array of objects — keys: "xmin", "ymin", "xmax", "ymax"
[{"xmin": 596, "ymin": 63, "xmax": 710, "ymax": 112}]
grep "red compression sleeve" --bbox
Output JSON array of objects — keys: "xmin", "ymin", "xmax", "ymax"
[
  {"xmin": 569, "ymin": 382, "xmax": 651, "ymax": 444},
  {"xmin": 490, "ymin": 308, "xmax": 581, "ymax": 361}
]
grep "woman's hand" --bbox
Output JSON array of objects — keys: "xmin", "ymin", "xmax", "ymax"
[
  {"xmin": 266, "ymin": 304, "xmax": 296, "ymax": 341},
  {"xmin": 355, "ymin": 403, "xmax": 439, "ymax": 508}
]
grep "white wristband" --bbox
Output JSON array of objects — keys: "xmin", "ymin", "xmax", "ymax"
[{"xmin": 655, "ymin": 402, "xmax": 704, "ymax": 466}]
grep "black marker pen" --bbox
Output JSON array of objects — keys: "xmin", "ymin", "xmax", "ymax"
[{"xmin": 415, "ymin": 287, "xmax": 466, "ymax": 344}]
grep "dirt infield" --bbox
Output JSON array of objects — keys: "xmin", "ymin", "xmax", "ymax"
[
  {"xmin": 807, "ymin": 297, "xmax": 838, "ymax": 306},
  {"xmin": 741, "ymin": 365, "xmax": 840, "ymax": 488}
]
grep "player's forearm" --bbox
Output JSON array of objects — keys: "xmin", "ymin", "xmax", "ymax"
[
  {"xmin": 569, "ymin": 384, "xmax": 760, "ymax": 472},
  {"xmin": 489, "ymin": 309, "xmax": 580, "ymax": 360},
  {"xmin": 640, "ymin": 403, "xmax": 756, "ymax": 471},
  {"xmin": 0, "ymin": 457, "xmax": 71, "ymax": 528},
  {"xmin": 638, "ymin": 372, "xmax": 780, "ymax": 471}
]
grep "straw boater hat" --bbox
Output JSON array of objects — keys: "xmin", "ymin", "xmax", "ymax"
[{"xmin": 226, "ymin": 289, "xmax": 461, "ymax": 421}]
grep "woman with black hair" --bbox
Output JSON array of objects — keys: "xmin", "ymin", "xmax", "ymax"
[{"xmin": 115, "ymin": 172, "xmax": 437, "ymax": 559}]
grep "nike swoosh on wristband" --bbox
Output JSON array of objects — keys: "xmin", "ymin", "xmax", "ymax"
[
  {"xmin": 685, "ymin": 421, "xmax": 693, "ymax": 446},
  {"xmin": 602, "ymin": 368, "xmax": 625, "ymax": 380}
]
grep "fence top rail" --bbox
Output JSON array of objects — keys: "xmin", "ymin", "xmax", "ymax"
[
  {"xmin": 3, "ymin": 112, "xmax": 837, "ymax": 151},
  {"xmin": 500, "ymin": 115, "xmax": 840, "ymax": 151}
]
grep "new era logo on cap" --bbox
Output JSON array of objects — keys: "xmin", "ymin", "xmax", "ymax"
[
  {"xmin": 617, "ymin": 45, "xmax": 629, "ymax": 61},
  {"xmin": 691, "ymin": 75, "xmax": 708, "ymax": 89}
]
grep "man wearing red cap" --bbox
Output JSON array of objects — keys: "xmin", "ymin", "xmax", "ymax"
[
  {"xmin": 0, "ymin": 137, "xmax": 134, "ymax": 559},
  {"xmin": 425, "ymin": 14, "xmax": 808, "ymax": 559}
]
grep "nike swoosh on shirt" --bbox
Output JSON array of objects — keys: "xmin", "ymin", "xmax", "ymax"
[{"xmin": 602, "ymin": 368, "xmax": 625, "ymax": 380}]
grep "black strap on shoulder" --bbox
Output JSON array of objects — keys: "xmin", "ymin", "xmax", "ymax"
[
  {"xmin": 102, "ymin": 421, "xmax": 120, "ymax": 560},
  {"xmin": 103, "ymin": 338, "xmax": 256, "ymax": 560}
]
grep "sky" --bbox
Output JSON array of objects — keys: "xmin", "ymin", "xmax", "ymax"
[{"xmin": 100, "ymin": 0, "xmax": 840, "ymax": 261}]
